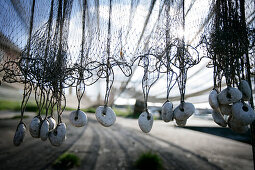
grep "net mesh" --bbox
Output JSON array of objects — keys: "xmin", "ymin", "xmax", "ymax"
[{"xmin": 0, "ymin": 0, "xmax": 254, "ymax": 116}]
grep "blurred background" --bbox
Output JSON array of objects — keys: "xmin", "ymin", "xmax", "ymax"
[{"xmin": 0, "ymin": 0, "xmax": 254, "ymax": 170}]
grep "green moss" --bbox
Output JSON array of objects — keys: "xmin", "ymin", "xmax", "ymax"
[
  {"xmin": 82, "ymin": 107, "xmax": 96, "ymax": 113},
  {"xmin": 36, "ymin": 106, "xmax": 55, "ymax": 115},
  {"xmin": 25, "ymin": 103, "xmax": 38, "ymax": 112},
  {"xmin": 52, "ymin": 152, "xmax": 80, "ymax": 170},
  {"xmin": 113, "ymin": 108, "xmax": 132, "ymax": 117},
  {"xmin": 0, "ymin": 100, "xmax": 37, "ymax": 112},
  {"xmin": 134, "ymin": 151, "xmax": 164, "ymax": 170},
  {"xmin": 64, "ymin": 107, "xmax": 76, "ymax": 111},
  {"xmin": 0, "ymin": 100, "xmax": 20, "ymax": 111},
  {"xmin": 11, "ymin": 115, "xmax": 29, "ymax": 119},
  {"xmin": 113, "ymin": 107, "xmax": 140, "ymax": 119}
]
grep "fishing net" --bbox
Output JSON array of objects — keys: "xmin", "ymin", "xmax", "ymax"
[
  {"xmin": 205, "ymin": 0, "xmax": 253, "ymax": 90},
  {"xmin": 0, "ymin": 0, "xmax": 254, "ymax": 146}
]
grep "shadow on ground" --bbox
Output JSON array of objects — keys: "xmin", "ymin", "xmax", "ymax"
[{"xmin": 178, "ymin": 126, "xmax": 251, "ymax": 144}]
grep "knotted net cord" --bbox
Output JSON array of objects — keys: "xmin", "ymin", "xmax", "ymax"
[
  {"xmin": 165, "ymin": 0, "xmax": 177, "ymax": 101},
  {"xmin": 207, "ymin": 0, "xmax": 250, "ymax": 89},
  {"xmin": 172, "ymin": 0, "xmax": 201, "ymax": 107},
  {"xmin": 75, "ymin": 0, "xmax": 87, "ymax": 111},
  {"xmin": 140, "ymin": 53, "xmax": 160, "ymax": 117},
  {"xmin": 20, "ymin": 0, "xmax": 35, "ymax": 122},
  {"xmin": 0, "ymin": 0, "xmax": 253, "ymax": 131},
  {"xmin": 203, "ymin": 0, "xmax": 255, "ymax": 161},
  {"xmin": 104, "ymin": 0, "xmax": 113, "ymax": 107}
]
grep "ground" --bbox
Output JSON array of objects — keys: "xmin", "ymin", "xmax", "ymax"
[{"xmin": 0, "ymin": 111, "xmax": 253, "ymax": 170}]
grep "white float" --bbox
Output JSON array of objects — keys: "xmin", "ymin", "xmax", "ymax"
[
  {"xmin": 238, "ymin": 80, "xmax": 251, "ymax": 101},
  {"xmin": 209, "ymin": 90, "xmax": 220, "ymax": 111},
  {"xmin": 48, "ymin": 116, "xmax": 57, "ymax": 130},
  {"xmin": 49, "ymin": 123, "xmax": 66, "ymax": 147},
  {"xmin": 174, "ymin": 102, "xmax": 195, "ymax": 121},
  {"xmin": 69, "ymin": 110, "xmax": 88, "ymax": 127},
  {"xmin": 217, "ymin": 87, "xmax": 242, "ymax": 105},
  {"xmin": 13, "ymin": 122, "xmax": 26, "ymax": 146},
  {"xmin": 219, "ymin": 104, "xmax": 232, "ymax": 115},
  {"xmin": 95, "ymin": 106, "xmax": 116, "ymax": 127},
  {"xmin": 212, "ymin": 110, "xmax": 227, "ymax": 127},
  {"xmin": 232, "ymin": 101, "xmax": 255, "ymax": 126},
  {"xmin": 40, "ymin": 119, "xmax": 50, "ymax": 141},
  {"xmin": 175, "ymin": 119, "xmax": 187, "ymax": 126},
  {"xmin": 161, "ymin": 101, "xmax": 173, "ymax": 122},
  {"xmin": 29, "ymin": 116, "xmax": 42, "ymax": 138},
  {"xmin": 138, "ymin": 111, "xmax": 153, "ymax": 133},
  {"xmin": 228, "ymin": 116, "xmax": 249, "ymax": 133}
]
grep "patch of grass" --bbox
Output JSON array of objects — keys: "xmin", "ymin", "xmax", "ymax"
[
  {"xmin": 113, "ymin": 108, "xmax": 133, "ymax": 117},
  {"xmin": 37, "ymin": 108, "xmax": 47, "ymax": 115},
  {"xmin": 37, "ymin": 107, "xmax": 55, "ymax": 115},
  {"xmin": 64, "ymin": 107, "xmax": 76, "ymax": 111},
  {"xmin": 113, "ymin": 107, "xmax": 140, "ymax": 119},
  {"xmin": 134, "ymin": 151, "xmax": 164, "ymax": 170},
  {"xmin": 0, "ymin": 100, "xmax": 21, "ymax": 111},
  {"xmin": 25, "ymin": 103, "xmax": 38, "ymax": 112},
  {"xmin": 11, "ymin": 115, "xmax": 29, "ymax": 119},
  {"xmin": 129, "ymin": 113, "xmax": 140, "ymax": 119},
  {"xmin": 52, "ymin": 152, "xmax": 80, "ymax": 170},
  {"xmin": 82, "ymin": 107, "xmax": 97, "ymax": 113},
  {"xmin": 0, "ymin": 100, "xmax": 57, "ymax": 115},
  {"xmin": 154, "ymin": 116, "xmax": 160, "ymax": 120},
  {"xmin": 0, "ymin": 100, "xmax": 37, "ymax": 112}
]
